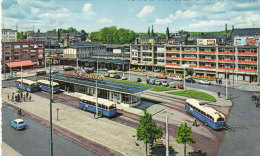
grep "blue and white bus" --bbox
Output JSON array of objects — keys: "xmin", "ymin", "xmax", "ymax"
[
  {"xmin": 79, "ymin": 95, "xmax": 117, "ymax": 117},
  {"xmin": 37, "ymin": 79, "xmax": 60, "ymax": 93},
  {"xmin": 185, "ymin": 99, "xmax": 226, "ymax": 130},
  {"xmin": 16, "ymin": 79, "xmax": 40, "ymax": 92}
]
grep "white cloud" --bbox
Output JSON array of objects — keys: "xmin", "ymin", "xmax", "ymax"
[
  {"xmin": 204, "ymin": 2, "xmax": 226, "ymax": 12},
  {"xmin": 97, "ymin": 18, "xmax": 113, "ymax": 23},
  {"xmin": 83, "ymin": 3, "xmax": 95, "ymax": 15},
  {"xmin": 189, "ymin": 20, "xmax": 229, "ymax": 29},
  {"xmin": 153, "ymin": 18, "xmax": 172, "ymax": 24},
  {"xmin": 169, "ymin": 10, "xmax": 199, "ymax": 20},
  {"xmin": 39, "ymin": 13, "xmax": 69, "ymax": 18},
  {"xmin": 137, "ymin": 6, "xmax": 154, "ymax": 18},
  {"xmin": 30, "ymin": 8, "xmax": 40, "ymax": 14}
]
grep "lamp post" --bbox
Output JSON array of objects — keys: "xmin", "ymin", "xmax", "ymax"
[
  {"xmin": 48, "ymin": 40, "xmax": 53, "ymax": 156},
  {"xmin": 226, "ymin": 70, "xmax": 228, "ymax": 100},
  {"xmin": 166, "ymin": 116, "xmax": 169, "ymax": 156}
]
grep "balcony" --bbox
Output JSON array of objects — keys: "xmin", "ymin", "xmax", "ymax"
[
  {"xmin": 238, "ymin": 60, "xmax": 257, "ymax": 64},
  {"xmin": 238, "ymin": 52, "xmax": 257, "ymax": 56},
  {"xmin": 218, "ymin": 67, "xmax": 235, "ymax": 70},
  {"xmin": 182, "ymin": 50, "xmax": 197, "ymax": 54},
  {"xmin": 218, "ymin": 59, "xmax": 235, "ymax": 63},
  {"xmin": 199, "ymin": 51, "xmax": 215, "ymax": 54},
  {"xmin": 199, "ymin": 66, "xmax": 216, "ymax": 69},
  {"xmin": 218, "ymin": 52, "xmax": 235, "ymax": 55},
  {"xmin": 166, "ymin": 63, "xmax": 180, "ymax": 66},
  {"xmin": 238, "ymin": 68, "xmax": 257, "ymax": 72},
  {"xmin": 166, "ymin": 57, "xmax": 180, "ymax": 60},
  {"xmin": 166, "ymin": 50, "xmax": 180, "ymax": 53},
  {"xmin": 182, "ymin": 58, "xmax": 197, "ymax": 61},
  {"xmin": 189, "ymin": 65, "xmax": 197, "ymax": 67},
  {"xmin": 199, "ymin": 58, "xmax": 216, "ymax": 62}
]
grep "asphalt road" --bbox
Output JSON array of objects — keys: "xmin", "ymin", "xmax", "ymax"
[{"xmin": 2, "ymin": 106, "xmax": 98, "ymax": 156}]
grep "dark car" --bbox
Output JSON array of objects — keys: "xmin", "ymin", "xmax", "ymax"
[
  {"xmin": 185, "ymin": 78, "xmax": 195, "ymax": 83},
  {"xmin": 115, "ymin": 75, "xmax": 121, "ymax": 79},
  {"xmin": 136, "ymin": 77, "xmax": 142, "ymax": 82},
  {"xmin": 64, "ymin": 67, "xmax": 75, "ymax": 71}
]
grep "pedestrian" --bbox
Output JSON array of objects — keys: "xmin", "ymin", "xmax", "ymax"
[
  {"xmin": 8, "ymin": 83, "xmax": 11, "ymax": 88},
  {"xmin": 15, "ymin": 95, "xmax": 17, "ymax": 102},
  {"xmin": 215, "ymin": 78, "xmax": 218, "ymax": 84},
  {"xmin": 17, "ymin": 95, "xmax": 20, "ymax": 102},
  {"xmin": 23, "ymin": 95, "xmax": 26, "ymax": 102},
  {"xmin": 218, "ymin": 92, "xmax": 221, "ymax": 98},
  {"xmin": 21, "ymin": 92, "xmax": 23, "ymax": 98},
  {"xmin": 11, "ymin": 94, "xmax": 14, "ymax": 102},
  {"xmin": 29, "ymin": 95, "xmax": 32, "ymax": 101},
  {"xmin": 26, "ymin": 92, "xmax": 29, "ymax": 99},
  {"xmin": 219, "ymin": 79, "xmax": 222, "ymax": 85},
  {"xmin": 193, "ymin": 118, "xmax": 198, "ymax": 126}
]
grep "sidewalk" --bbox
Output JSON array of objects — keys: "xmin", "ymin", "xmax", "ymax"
[{"xmin": 2, "ymin": 142, "xmax": 22, "ymax": 156}]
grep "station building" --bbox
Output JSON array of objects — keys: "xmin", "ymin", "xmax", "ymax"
[{"xmin": 40, "ymin": 73, "xmax": 150, "ymax": 107}]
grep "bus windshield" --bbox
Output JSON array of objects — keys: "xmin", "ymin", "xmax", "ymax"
[{"xmin": 217, "ymin": 117, "xmax": 225, "ymax": 122}]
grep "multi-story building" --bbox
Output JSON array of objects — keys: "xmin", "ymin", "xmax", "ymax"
[
  {"xmin": 130, "ymin": 42, "xmax": 260, "ymax": 83},
  {"xmin": 1, "ymin": 40, "xmax": 45, "ymax": 71},
  {"xmin": 27, "ymin": 32, "xmax": 87, "ymax": 42},
  {"xmin": 2, "ymin": 29, "xmax": 17, "ymax": 42}
]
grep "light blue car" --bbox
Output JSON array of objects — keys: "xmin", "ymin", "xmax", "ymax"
[{"xmin": 11, "ymin": 119, "xmax": 27, "ymax": 130}]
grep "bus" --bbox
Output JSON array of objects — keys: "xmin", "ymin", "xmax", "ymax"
[
  {"xmin": 37, "ymin": 79, "xmax": 60, "ymax": 93},
  {"xmin": 185, "ymin": 99, "xmax": 226, "ymax": 130},
  {"xmin": 79, "ymin": 95, "xmax": 117, "ymax": 117},
  {"xmin": 16, "ymin": 79, "xmax": 40, "ymax": 92}
]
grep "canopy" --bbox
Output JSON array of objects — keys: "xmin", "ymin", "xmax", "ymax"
[{"xmin": 6, "ymin": 60, "xmax": 34, "ymax": 68}]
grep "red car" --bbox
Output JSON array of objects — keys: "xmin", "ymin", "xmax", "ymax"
[
  {"xmin": 178, "ymin": 83, "xmax": 184, "ymax": 89},
  {"xmin": 156, "ymin": 75, "xmax": 167, "ymax": 79}
]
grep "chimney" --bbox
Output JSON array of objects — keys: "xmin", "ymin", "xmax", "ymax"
[{"xmin": 225, "ymin": 24, "xmax": 227, "ymax": 35}]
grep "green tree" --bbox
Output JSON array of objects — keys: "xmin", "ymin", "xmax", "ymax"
[
  {"xmin": 47, "ymin": 29, "xmax": 56, "ymax": 33},
  {"xmin": 37, "ymin": 29, "xmax": 40, "ymax": 33},
  {"xmin": 151, "ymin": 25, "xmax": 154, "ymax": 37},
  {"xmin": 57, "ymin": 29, "xmax": 61, "ymax": 41},
  {"xmin": 148, "ymin": 27, "xmax": 150, "ymax": 37},
  {"xmin": 137, "ymin": 109, "xmax": 163, "ymax": 156},
  {"xmin": 81, "ymin": 29, "xmax": 86, "ymax": 34},
  {"xmin": 176, "ymin": 123, "xmax": 196, "ymax": 156}
]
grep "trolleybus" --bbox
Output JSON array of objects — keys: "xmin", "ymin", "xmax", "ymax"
[
  {"xmin": 185, "ymin": 99, "xmax": 226, "ymax": 130},
  {"xmin": 16, "ymin": 79, "xmax": 40, "ymax": 92},
  {"xmin": 37, "ymin": 79, "xmax": 60, "ymax": 93},
  {"xmin": 79, "ymin": 95, "xmax": 117, "ymax": 117}
]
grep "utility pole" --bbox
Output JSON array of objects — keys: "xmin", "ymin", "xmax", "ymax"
[
  {"xmin": 95, "ymin": 80, "xmax": 99, "ymax": 119},
  {"xmin": 49, "ymin": 40, "xmax": 53, "ymax": 156},
  {"xmin": 226, "ymin": 70, "xmax": 228, "ymax": 100},
  {"xmin": 166, "ymin": 116, "xmax": 169, "ymax": 156}
]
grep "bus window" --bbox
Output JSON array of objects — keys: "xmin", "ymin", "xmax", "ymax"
[
  {"xmin": 109, "ymin": 106, "xmax": 115, "ymax": 110},
  {"xmin": 102, "ymin": 105, "xmax": 105, "ymax": 109},
  {"xmin": 98, "ymin": 104, "xmax": 102, "ymax": 108},
  {"xmin": 217, "ymin": 117, "xmax": 225, "ymax": 122}
]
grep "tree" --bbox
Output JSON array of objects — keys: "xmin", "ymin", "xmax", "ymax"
[
  {"xmin": 37, "ymin": 29, "xmax": 40, "ymax": 33},
  {"xmin": 137, "ymin": 109, "xmax": 163, "ymax": 156},
  {"xmin": 151, "ymin": 25, "xmax": 154, "ymax": 37},
  {"xmin": 148, "ymin": 27, "xmax": 150, "ymax": 37},
  {"xmin": 166, "ymin": 27, "xmax": 170, "ymax": 39},
  {"xmin": 57, "ymin": 29, "xmax": 61, "ymax": 41},
  {"xmin": 176, "ymin": 123, "xmax": 196, "ymax": 156},
  {"xmin": 81, "ymin": 29, "xmax": 86, "ymax": 34}
]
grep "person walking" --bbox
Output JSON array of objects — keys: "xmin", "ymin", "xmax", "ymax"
[
  {"xmin": 7, "ymin": 94, "xmax": 10, "ymax": 101},
  {"xmin": 26, "ymin": 92, "xmax": 29, "ymax": 99},
  {"xmin": 23, "ymin": 95, "xmax": 26, "ymax": 102},
  {"xmin": 218, "ymin": 92, "xmax": 221, "ymax": 98},
  {"xmin": 215, "ymin": 78, "xmax": 218, "ymax": 84},
  {"xmin": 17, "ymin": 94, "xmax": 20, "ymax": 102},
  {"xmin": 8, "ymin": 83, "xmax": 11, "ymax": 88},
  {"xmin": 11, "ymin": 94, "xmax": 14, "ymax": 102},
  {"xmin": 219, "ymin": 79, "xmax": 222, "ymax": 85},
  {"xmin": 29, "ymin": 95, "xmax": 32, "ymax": 101}
]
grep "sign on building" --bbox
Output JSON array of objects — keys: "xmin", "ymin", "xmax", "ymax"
[{"xmin": 246, "ymin": 36, "xmax": 256, "ymax": 45}]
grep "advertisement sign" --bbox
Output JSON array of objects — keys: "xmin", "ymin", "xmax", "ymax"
[{"xmin": 246, "ymin": 36, "xmax": 256, "ymax": 45}]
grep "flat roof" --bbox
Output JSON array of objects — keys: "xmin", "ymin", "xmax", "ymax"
[
  {"xmin": 42, "ymin": 73, "xmax": 150, "ymax": 94},
  {"xmin": 56, "ymin": 57, "xmax": 129, "ymax": 64}
]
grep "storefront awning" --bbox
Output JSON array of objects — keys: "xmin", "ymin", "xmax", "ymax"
[{"xmin": 6, "ymin": 60, "xmax": 34, "ymax": 68}]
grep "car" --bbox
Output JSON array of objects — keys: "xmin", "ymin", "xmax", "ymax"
[
  {"xmin": 173, "ymin": 76, "xmax": 182, "ymax": 81},
  {"xmin": 161, "ymin": 80, "xmax": 168, "ymax": 87},
  {"xmin": 155, "ymin": 80, "xmax": 161, "ymax": 85},
  {"xmin": 109, "ymin": 74, "xmax": 115, "ymax": 78},
  {"xmin": 99, "ymin": 67, "xmax": 108, "ymax": 72},
  {"xmin": 156, "ymin": 75, "xmax": 167, "ymax": 79},
  {"xmin": 178, "ymin": 83, "xmax": 184, "ymax": 89},
  {"xmin": 185, "ymin": 78, "xmax": 195, "ymax": 83},
  {"xmin": 51, "ymin": 70, "xmax": 58, "ymax": 74},
  {"xmin": 10, "ymin": 119, "xmax": 27, "ymax": 130},
  {"xmin": 136, "ymin": 77, "xmax": 142, "ymax": 82},
  {"xmin": 198, "ymin": 80, "xmax": 211, "ymax": 85},
  {"xmin": 104, "ymin": 73, "xmax": 110, "ymax": 77},
  {"xmin": 149, "ymin": 79, "xmax": 155, "ymax": 85},
  {"xmin": 114, "ymin": 75, "xmax": 121, "ymax": 79},
  {"xmin": 121, "ymin": 75, "xmax": 127, "ymax": 80},
  {"xmin": 169, "ymin": 82, "xmax": 176, "ymax": 88},
  {"xmin": 107, "ymin": 70, "xmax": 117, "ymax": 74},
  {"xmin": 64, "ymin": 67, "xmax": 75, "ymax": 71}
]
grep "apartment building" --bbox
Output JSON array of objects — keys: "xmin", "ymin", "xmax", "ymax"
[
  {"xmin": 130, "ymin": 43, "xmax": 259, "ymax": 82},
  {"xmin": 2, "ymin": 29, "xmax": 17, "ymax": 42},
  {"xmin": 2, "ymin": 40, "xmax": 45, "ymax": 70}
]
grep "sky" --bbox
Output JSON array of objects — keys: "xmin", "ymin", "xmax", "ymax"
[{"xmin": 1, "ymin": 0, "xmax": 260, "ymax": 33}]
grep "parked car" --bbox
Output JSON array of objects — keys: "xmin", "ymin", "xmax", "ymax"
[
  {"xmin": 156, "ymin": 75, "xmax": 167, "ymax": 79},
  {"xmin": 155, "ymin": 80, "xmax": 161, "ymax": 85},
  {"xmin": 99, "ymin": 67, "xmax": 108, "ymax": 72},
  {"xmin": 173, "ymin": 76, "xmax": 182, "ymax": 81},
  {"xmin": 115, "ymin": 75, "xmax": 121, "ymax": 79},
  {"xmin": 121, "ymin": 75, "xmax": 127, "ymax": 80},
  {"xmin": 109, "ymin": 74, "xmax": 115, "ymax": 78},
  {"xmin": 10, "ymin": 119, "xmax": 27, "ymax": 130},
  {"xmin": 104, "ymin": 73, "xmax": 110, "ymax": 77},
  {"xmin": 149, "ymin": 79, "xmax": 155, "ymax": 85},
  {"xmin": 185, "ymin": 78, "xmax": 195, "ymax": 83},
  {"xmin": 198, "ymin": 80, "xmax": 211, "ymax": 85},
  {"xmin": 178, "ymin": 83, "xmax": 184, "ymax": 89},
  {"xmin": 169, "ymin": 82, "xmax": 176, "ymax": 88},
  {"xmin": 64, "ymin": 67, "xmax": 75, "ymax": 71},
  {"xmin": 161, "ymin": 80, "xmax": 168, "ymax": 87},
  {"xmin": 51, "ymin": 70, "xmax": 58, "ymax": 74},
  {"xmin": 107, "ymin": 70, "xmax": 117, "ymax": 74},
  {"xmin": 136, "ymin": 77, "xmax": 142, "ymax": 82}
]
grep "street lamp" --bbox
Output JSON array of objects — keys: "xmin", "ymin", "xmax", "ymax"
[
  {"xmin": 226, "ymin": 70, "xmax": 228, "ymax": 100},
  {"xmin": 48, "ymin": 40, "xmax": 53, "ymax": 156},
  {"xmin": 182, "ymin": 64, "xmax": 189, "ymax": 91}
]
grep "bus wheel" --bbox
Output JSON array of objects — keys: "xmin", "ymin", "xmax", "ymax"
[
  {"xmin": 98, "ymin": 111, "xmax": 102, "ymax": 117},
  {"xmin": 203, "ymin": 121, "xmax": 208, "ymax": 126}
]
